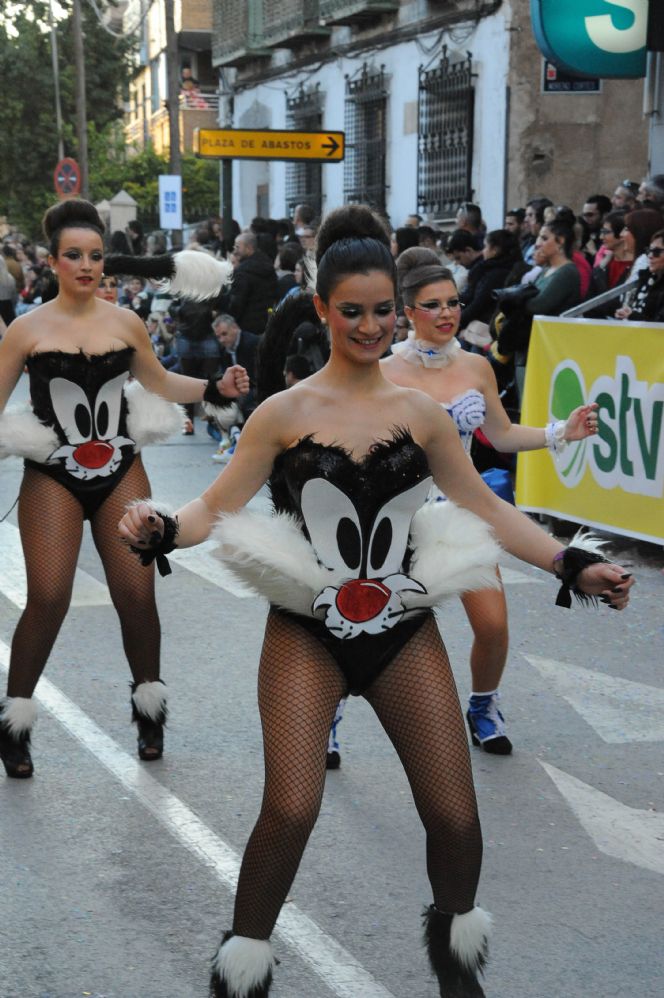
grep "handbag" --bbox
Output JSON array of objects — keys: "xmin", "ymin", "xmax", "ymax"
[{"xmin": 491, "ymin": 283, "xmax": 539, "ymax": 313}]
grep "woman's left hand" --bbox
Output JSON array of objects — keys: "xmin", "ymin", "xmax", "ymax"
[
  {"xmin": 217, "ymin": 365, "xmax": 250, "ymax": 399},
  {"xmin": 576, "ymin": 562, "xmax": 634, "ymax": 609},
  {"xmin": 564, "ymin": 403, "xmax": 598, "ymax": 441}
]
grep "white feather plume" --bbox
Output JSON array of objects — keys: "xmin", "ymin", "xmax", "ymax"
[
  {"xmin": 166, "ymin": 250, "xmax": 233, "ymax": 301},
  {"xmin": 202, "ymin": 400, "xmax": 242, "ymax": 431},
  {"xmin": 0, "ymin": 405, "xmax": 59, "ymax": 462},
  {"xmin": 124, "ymin": 380, "xmax": 185, "ymax": 446},
  {"xmin": 567, "ymin": 528, "xmax": 609, "ymax": 556},
  {"xmin": 0, "ymin": 696, "xmax": 37, "ymax": 736}
]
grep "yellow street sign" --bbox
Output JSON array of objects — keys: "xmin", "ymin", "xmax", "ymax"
[{"xmin": 194, "ymin": 128, "xmax": 345, "ymax": 162}]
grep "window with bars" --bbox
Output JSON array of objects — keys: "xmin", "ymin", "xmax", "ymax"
[
  {"xmin": 285, "ymin": 84, "xmax": 324, "ymax": 219},
  {"xmin": 417, "ymin": 49, "xmax": 475, "ymax": 219},
  {"xmin": 343, "ymin": 65, "xmax": 388, "ymax": 212}
]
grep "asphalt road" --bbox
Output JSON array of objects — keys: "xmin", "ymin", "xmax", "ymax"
[{"xmin": 1, "ymin": 384, "xmax": 662, "ymax": 998}]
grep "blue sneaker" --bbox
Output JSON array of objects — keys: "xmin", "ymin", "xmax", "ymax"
[{"xmin": 467, "ymin": 692, "xmax": 513, "ymax": 755}]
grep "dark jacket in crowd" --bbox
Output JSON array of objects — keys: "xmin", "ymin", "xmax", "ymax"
[
  {"xmin": 215, "ymin": 329, "xmax": 260, "ymax": 418},
  {"xmin": 459, "ymin": 257, "xmax": 516, "ymax": 329},
  {"xmin": 222, "ymin": 250, "xmax": 278, "ymax": 334}
]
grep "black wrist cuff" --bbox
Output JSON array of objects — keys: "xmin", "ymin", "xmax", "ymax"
[
  {"xmin": 130, "ymin": 512, "xmax": 179, "ymax": 577},
  {"xmin": 203, "ymin": 376, "xmax": 234, "ymax": 409},
  {"xmin": 554, "ymin": 546, "xmax": 607, "ymax": 608}
]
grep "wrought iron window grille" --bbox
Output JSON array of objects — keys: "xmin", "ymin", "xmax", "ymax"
[
  {"xmin": 417, "ymin": 47, "xmax": 475, "ymax": 219},
  {"xmin": 344, "ymin": 64, "xmax": 389, "ymax": 212},
  {"xmin": 285, "ymin": 84, "xmax": 325, "ymax": 219}
]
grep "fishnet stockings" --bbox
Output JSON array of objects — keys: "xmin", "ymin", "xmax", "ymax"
[
  {"xmin": 232, "ymin": 612, "xmax": 482, "ymax": 940},
  {"xmin": 7, "ymin": 459, "xmax": 160, "ymax": 698}
]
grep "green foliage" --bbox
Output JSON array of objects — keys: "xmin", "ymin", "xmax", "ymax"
[{"xmin": 1, "ymin": 0, "xmax": 134, "ymax": 239}]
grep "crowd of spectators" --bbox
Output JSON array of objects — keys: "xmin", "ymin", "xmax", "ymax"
[{"xmin": 2, "ymin": 175, "xmax": 662, "ymax": 459}]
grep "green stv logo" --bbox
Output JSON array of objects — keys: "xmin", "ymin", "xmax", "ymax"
[
  {"xmin": 548, "ymin": 358, "xmax": 664, "ymax": 497},
  {"xmin": 531, "ymin": 0, "xmax": 648, "ymax": 78}
]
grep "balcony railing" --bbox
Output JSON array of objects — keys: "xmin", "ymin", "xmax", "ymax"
[
  {"xmin": 212, "ymin": 0, "xmax": 271, "ymax": 66},
  {"xmin": 319, "ymin": 0, "xmax": 399, "ymax": 24},
  {"xmin": 263, "ymin": 0, "xmax": 330, "ymax": 47},
  {"xmin": 179, "ymin": 89, "xmax": 220, "ymax": 113}
]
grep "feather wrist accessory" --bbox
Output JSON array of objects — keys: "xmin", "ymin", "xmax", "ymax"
[
  {"xmin": 203, "ymin": 376, "xmax": 235, "ymax": 409},
  {"xmin": 553, "ymin": 545, "xmax": 608, "ymax": 608},
  {"xmin": 130, "ymin": 512, "xmax": 179, "ymax": 577},
  {"xmin": 544, "ymin": 420, "xmax": 567, "ymax": 453}
]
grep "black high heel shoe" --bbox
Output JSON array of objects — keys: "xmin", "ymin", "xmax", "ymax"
[
  {"xmin": 0, "ymin": 697, "xmax": 37, "ymax": 779},
  {"xmin": 130, "ymin": 680, "xmax": 167, "ymax": 761}
]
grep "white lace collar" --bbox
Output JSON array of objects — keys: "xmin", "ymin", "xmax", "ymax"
[{"xmin": 391, "ymin": 332, "xmax": 461, "ymax": 368}]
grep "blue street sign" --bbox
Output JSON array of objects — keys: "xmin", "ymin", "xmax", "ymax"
[{"xmin": 530, "ymin": 0, "xmax": 648, "ymax": 79}]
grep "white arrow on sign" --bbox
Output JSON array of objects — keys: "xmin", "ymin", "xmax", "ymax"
[
  {"xmin": 524, "ymin": 654, "xmax": 664, "ymax": 743},
  {"xmin": 540, "ymin": 761, "xmax": 664, "ymax": 877}
]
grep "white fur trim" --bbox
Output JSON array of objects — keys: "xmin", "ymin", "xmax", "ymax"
[
  {"xmin": 202, "ymin": 400, "xmax": 243, "ymax": 431},
  {"xmin": 0, "ymin": 405, "xmax": 59, "ymax": 462},
  {"xmin": 131, "ymin": 681, "xmax": 167, "ymax": 720},
  {"xmin": 167, "ymin": 250, "xmax": 233, "ymax": 301},
  {"xmin": 212, "ymin": 500, "xmax": 500, "ymax": 617},
  {"xmin": 213, "ymin": 510, "xmax": 331, "ymax": 615},
  {"xmin": 211, "ymin": 936, "xmax": 275, "ymax": 996},
  {"xmin": 0, "ymin": 697, "xmax": 37, "ymax": 736},
  {"xmin": 402, "ymin": 501, "xmax": 502, "ymax": 608},
  {"xmin": 124, "ymin": 380, "xmax": 185, "ymax": 446},
  {"xmin": 568, "ymin": 529, "xmax": 608, "ymax": 557},
  {"xmin": 450, "ymin": 907, "xmax": 492, "ymax": 969}
]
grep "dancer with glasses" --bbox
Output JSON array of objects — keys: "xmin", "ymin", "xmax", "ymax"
[{"xmin": 119, "ymin": 206, "xmax": 632, "ymax": 998}]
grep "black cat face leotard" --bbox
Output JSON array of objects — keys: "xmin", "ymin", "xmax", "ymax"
[
  {"xmin": 268, "ymin": 430, "xmax": 434, "ymax": 694},
  {"xmin": 25, "ymin": 349, "xmax": 136, "ymax": 518}
]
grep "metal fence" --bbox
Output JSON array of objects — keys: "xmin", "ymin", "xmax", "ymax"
[
  {"xmin": 285, "ymin": 84, "xmax": 324, "ymax": 219},
  {"xmin": 417, "ymin": 48, "xmax": 475, "ymax": 218},
  {"xmin": 343, "ymin": 64, "xmax": 389, "ymax": 212}
]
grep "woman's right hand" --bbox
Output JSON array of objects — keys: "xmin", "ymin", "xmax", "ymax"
[
  {"xmin": 615, "ymin": 305, "xmax": 632, "ymax": 320},
  {"xmin": 118, "ymin": 502, "xmax": 164, "ymax": 550}
]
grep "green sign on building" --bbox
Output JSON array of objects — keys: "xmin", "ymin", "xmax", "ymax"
[{"xmin": 530, "ymin": 0, "xmax": 648, "ymax": 78}]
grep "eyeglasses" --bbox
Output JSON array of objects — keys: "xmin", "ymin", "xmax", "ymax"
[
  {"xmin": 647, "ymin": 246, "xmax": 664, "ymax": 257},
  {"xmin": 413, "ymin": 298, "xmax": 462, "ymax": 317}
]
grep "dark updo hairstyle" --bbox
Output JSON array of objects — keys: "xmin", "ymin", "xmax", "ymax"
[
  {"xmin": 314, "ymin": 205, "xmax": 395, "ymax": 302},
  {"xmin": 42, "ymin": 198, "xmax": 105, "ymax": 256},
  {"xmin": 395, "ymin": 247, "xmax": 454, "ymax": 308}
]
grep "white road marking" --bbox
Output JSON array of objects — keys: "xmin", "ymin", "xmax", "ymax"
[
  {"xmin": 0, "ymin": 521, "xmax": 110, "ymax": 608},
  {"xmin": 525, "ymin": 655, "xmax": 664, "ymax": 743},
  {"xmin": 540, "ymin": 761, "xmax": 664, "ymax": 877},
  {"xmin": 0, "ymin": 639, "xmax": 395, "ymax": 998}
]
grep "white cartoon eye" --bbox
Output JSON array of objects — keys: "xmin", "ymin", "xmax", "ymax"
[
  {"xmin": 94, "ymin": 372, "xmax": 127, "ymax": 441},
  {"xmin": 49, "ymin": 378, "xmax": 93, "ymax": 445},
  {"xmin": 366, "ymin": 477, "xmax": 432, "ymax": 578},
  {"xmin": 301, "ymin": 478, "xmax": 363, "ymax": 574}
]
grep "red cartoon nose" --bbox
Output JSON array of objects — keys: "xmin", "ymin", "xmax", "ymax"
[
  {"xmin": 72, "ymin": 440, "xmax": 114, "ymax": 469},
  {"xmin": 336, "ymin": 579, "xmax": 391, "ymax": 623}
]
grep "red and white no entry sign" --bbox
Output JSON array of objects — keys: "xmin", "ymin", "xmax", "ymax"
[{"xmin": 53, "ymin": 158, "xmax": 81, "ymax": 197}]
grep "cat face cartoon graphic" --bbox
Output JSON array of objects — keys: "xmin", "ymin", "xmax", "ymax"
[
  {"xmin": 47, "ymin": 372, "xmax": 134, "ymax": 480},
  {"xmin": 301, "ymin": 475, "xmax": 432, "ymax": 638}
]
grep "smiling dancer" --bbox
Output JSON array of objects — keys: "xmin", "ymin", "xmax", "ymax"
[
  {"xmin": 119, "ymin": 205, "xmax": 632, "ymax": 998},
  {"xmin": 0, "ymin": 198, "xmax": 248, "ymax": 777}
]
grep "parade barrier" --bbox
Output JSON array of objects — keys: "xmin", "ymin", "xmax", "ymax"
[{"xmin": 516, "ymin": 316, "xmax": 664, "ymax": 545}]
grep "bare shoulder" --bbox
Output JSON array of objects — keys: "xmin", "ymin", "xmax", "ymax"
[{"xmin": 1, "ymin": 309, "xmax": 42, "ymax": 356}]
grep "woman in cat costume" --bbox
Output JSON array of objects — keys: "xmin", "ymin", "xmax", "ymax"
[
  {"xmin": 0, "ymin": 198, "xmax": 248, "ymax": 777},
  {"xmin": 120, "ymin": 205, "xmax": 633, "ymax": 998}
]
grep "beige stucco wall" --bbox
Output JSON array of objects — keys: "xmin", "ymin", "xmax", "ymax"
[{"xmin": 505, "ymin": 0, "xmax": 648, "ymax": 209}]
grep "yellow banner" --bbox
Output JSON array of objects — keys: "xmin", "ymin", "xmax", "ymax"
[{"xmin": 516, "ymin": 317, "xmax": 664, "ymax": 544}]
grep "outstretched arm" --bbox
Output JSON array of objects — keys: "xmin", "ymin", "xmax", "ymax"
[
  {"xmin": 124, "ymin": 309, "xmax": 249, "ymax": 402},
  {"xmin": 422, "ymin": 400, "xmax": 633, "ymax": 608},
  {"xmin": 478, "ymin": 356, "xmax": 598, "ymax": 453},
  {"xmin": 118, "ymin": 395, "xmax": 287, "ymax": 552},
  {"xmin": 0, "ymin": 319, "xmax": 31, "ymax": 412}
]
